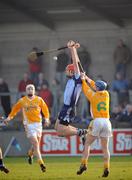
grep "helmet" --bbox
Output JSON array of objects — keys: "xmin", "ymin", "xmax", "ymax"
[
  {"xmin": 95, "ymin": 80, "xmax": 107, "ymax": 91},
  {"xmin": 26, "ymin": 84, "xmax": 35, "ymax": 96},
  {"xmin": 26, "ymin": 84, "xmax": 35, "ymax": 91},
  {"xmin": 66, "ymin": 64, "xmax": 75, "ymax": 72}
]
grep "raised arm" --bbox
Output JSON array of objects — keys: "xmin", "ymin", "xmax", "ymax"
[
  {"xmin": 67, "ymin": 40, "xmax": 80, "ymax": 75},
  {"xmin": 84, "ymin": 74, "xmax": 96, "ymax": 90},
  {"xmin": 81, "ymin": 73, "xmax": 95, "ymax": 101}
]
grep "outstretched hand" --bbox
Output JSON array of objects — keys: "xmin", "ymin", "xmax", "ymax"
[
  {"xmin": 67, "ymin": 40, "xmax": 75, "ymax": 48},
  {"xmin": 67, "ymin": 40, "xmax": 80, "ymax": 49},
  {"xmin": 74, "ymin": 43, "xmax": 80, "ymax": 49},
  {"xmin": 44, "ymin": 119, "xmax": 50, "ymax": 127},
  {"xmin": 81, "ymin": 73, "xmax": 92, "ymax": 84},
  {"xmin": 80, "ymin": 72, "xmax": 86, "ymax": 80}
]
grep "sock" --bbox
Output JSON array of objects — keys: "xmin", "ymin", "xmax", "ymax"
[
  {"xmin": 38, "ymin": 159, "xmax": 44, "ymax": 165},
  {"xmin": 104, "ymin": 162, "xmax": 109, "ymax": 170},
  {"xmin": 77, "ymin": 129, "xmax": 83, "ymax": 136},
  {"xmin": 28, "ymin": 150, "xmax": 33, "ymax": 157},
  {"xmin": 81, "ymin": 158, "xmax": 87, "ymax": 166},
  {"xmin": 77, "ymin": 129, "xmax": 87, "ymax": 136},
  {"xmin": 0, "ymin": 159, "xmax": 3, "ymax": 166}
]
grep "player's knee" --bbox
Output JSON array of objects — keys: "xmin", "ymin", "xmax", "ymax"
[{"xmin": 31, "ymin": 139, "xmax": 38, "ymax": 148}]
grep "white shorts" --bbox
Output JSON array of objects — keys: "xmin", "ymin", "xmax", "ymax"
[
  {"xmin": 88, "ymin": 118, "xmax": 112, "ymax": 137},
  {"xmin": 24, "ymin": 122, "xmax": 42, "ymax": 138}
]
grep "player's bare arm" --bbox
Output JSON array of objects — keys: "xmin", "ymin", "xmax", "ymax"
[{"xmin": 67, "ymin": 40, "xmax": 80, "ymax": 74}]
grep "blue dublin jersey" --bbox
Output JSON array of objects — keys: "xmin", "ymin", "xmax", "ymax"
[{"xmin": 64, "ymin": 73, "xmax": 82, "ymax": 107}]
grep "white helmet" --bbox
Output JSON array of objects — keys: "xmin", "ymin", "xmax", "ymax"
[{"xmin": 26, "ymin": 84, "xmax": 35, "ymax": 97}]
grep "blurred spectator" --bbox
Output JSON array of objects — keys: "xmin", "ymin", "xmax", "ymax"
[
  {"xmin": 51, "ymin": 78, "xmax": 62, "ymax": 120},
  {"xmin": 110, "ymin": 104, "xmax": 123, "ymax": 128},
  {"xmin": 113, "ymin": 39, "xmax": 131, "ymax": 77},
  {"xmin": 111, "ymin": 72, "xmax": 129, "ymax": 105},
  {"xmin": 121, "ymin": 104, "xmax": 132, "ymax": 125},
  {"xmin": 111, "ymin": 104, "xmax": 132, "ymax": 128},
  {"xmin": 38, "ymin": 83, "xmax": 53, "ymax": 112},
  {"xmin": 0, "ymin": 78, "xmax": 11, "ymax": 117},
  {"xmin": 36, "ymin": 72, "xmax": 49, "ymax": 91},
  {"xmin": 96, "ymin": 74, "xmax": 105, "ymax": 81},
  {"xmin": 128, "ymin": 78, "xmax": 132, "ymax": 90},
  {"xmin": 77, "ymin": 93, "xmax": 90, "ymax": 121},
  {"xmin": 18, "ymin": 73, "xmax": 33, "ymax": 97},
  {"xmin": 28, "ymin": 47, "xmax": 43, "ymax": 85},
  {"xmin": 56, "ymin": 51, "xmax": 69, "ymax": 90}
]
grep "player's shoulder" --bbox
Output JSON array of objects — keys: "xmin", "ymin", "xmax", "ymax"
[
  {"xmin": 19, "ymin": 96, "xmax": 26, "ymax": 102},
  {"xmin": 98, "ymin": 90, "xmax": 109, "ymax": 96},
  {"xmin": 104, "ymin": 90, "xmax": 109, "ymax": 94},
  {"xmin": 35, "ymin": 95, "xmax": 43, "ymax": 101},
  {"xmin": 103, "ymin": 90, "xmax": 109, "ymax": 97}
]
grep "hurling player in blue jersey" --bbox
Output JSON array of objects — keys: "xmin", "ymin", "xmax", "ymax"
[{"xmin": 55, "ymin": 40, "xmax": 87, "ymax": 138}]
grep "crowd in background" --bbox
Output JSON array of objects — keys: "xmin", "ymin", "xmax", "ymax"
[{"xmin": 0, "ymin": 39, "xmax": 132, "ymax": 130}]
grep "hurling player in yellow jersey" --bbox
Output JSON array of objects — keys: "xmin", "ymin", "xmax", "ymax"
[
  {"xmin": 77, "ymin": 73, "xmax": 112, "ymax": 177},
  {"xmin": 4, "ymin": 84, "xmax": 50, "ymax": 172}
]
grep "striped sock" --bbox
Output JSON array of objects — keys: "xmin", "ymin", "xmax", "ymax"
[
  {"xmin": 38, "ymin": 159, "xmax": 44, "ymax": 165},
  {"xmin": 81, "ymin": 158, "xmax": 87, "ymax": 166},
  {"xmin": 28, "ymin": 150, "xmax": 33, "ymax": 157},
  {"xmin": 104, "ymin": 162, "xmax": 109, "ymax": 170},
  {"xmin": 77, "ymin": 129, "xmax": 87, "ymax": 136}
]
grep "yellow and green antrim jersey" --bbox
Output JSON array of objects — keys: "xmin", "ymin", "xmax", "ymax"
[
  {"xmin": 82, "ymin": 79, "xmax": 110, "ymax": 119},
  {"xmin": 8, "ymin": 95, "xmax": 50, "ymax": 123}
]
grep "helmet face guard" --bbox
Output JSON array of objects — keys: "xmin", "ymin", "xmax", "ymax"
[{"xmin": 95, "ymin": 80, "xmax": 107, "ymax": 91}]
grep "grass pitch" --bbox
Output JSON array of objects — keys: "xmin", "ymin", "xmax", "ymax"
[{"xmin": 0, "ymin": 156, "xmax": 132, "ymax": 180}]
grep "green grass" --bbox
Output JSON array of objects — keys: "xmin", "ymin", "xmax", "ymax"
[{"xmin": 0, "ymin": 156, "xmax": 132, "ymax": 180}]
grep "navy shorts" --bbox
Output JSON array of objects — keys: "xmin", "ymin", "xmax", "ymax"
[{"xmin": 58, "ymin": 105, "xmax": 75, "ymax": 126}]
